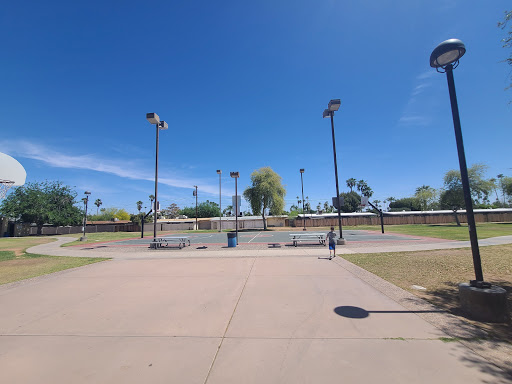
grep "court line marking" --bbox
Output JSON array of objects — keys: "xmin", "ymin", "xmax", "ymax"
[{"xmin": 247, "ymin": 231, "xmax": 262, "ymax": 243}]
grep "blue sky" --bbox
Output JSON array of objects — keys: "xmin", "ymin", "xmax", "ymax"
[{"xmin": 1, "ymin": 0, "xmax": 510, "ymax": 214}]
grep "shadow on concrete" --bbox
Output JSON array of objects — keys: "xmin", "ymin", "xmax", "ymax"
[
  {"xmin": 414, "ymin": 281, "xmax": 512, "ymax": 340},
  {"xmin": 333, "ymin": 305, "xmax": 444, "ymax": 319}
]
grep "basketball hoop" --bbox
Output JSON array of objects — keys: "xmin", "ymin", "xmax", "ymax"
[{"xmin": 0, "ymin": 180, "xmax": 15, "ymax": 199}]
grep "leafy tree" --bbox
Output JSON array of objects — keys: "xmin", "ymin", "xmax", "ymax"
[
  {"xmin": 346, "ymin": 178, "xmax": 357, "ymax": 192},
  {"xmin": 0, "ymin": 181, "xmax": 83, "ymax": 235},
  {"xmin": 389, "ymin": 197, "xmax": 421, "ymax": 212},
  {"xmin": 440, "ymin": 188, "xmax": 464, "ymax": 226},
  {"xmin": 498, "ymin": 10, "xmax": 512, "ymax": 96},
  {"xmin": 316, "ymin": 202, "xmax": 322, "ymax": 213},
  {"xmin": 94, "ymin": 199, "xmax": 102, "ymax": 215},
  {"xmin": 323, "ymin": 201, "xmax": 331, "ymax": 213},
  {"xmin": 223, "ymin": 205, "xmax": 233, "ymax": 216},
  {"xmin": 88, "ymin": 207, "xmax": 131, "ymax": 221},
  {"xmin": 356, "ymin": 180, "xmax": 373, "ymax": 197},
  {"xmin": 243, "ymin": 167, "xmax": 286, "ymax": 230},
  {"xmin": 179, "ymin": 201, "xmax": 220, "ymax": 218},
  {"xmin": 414, "ymin": 185, "xmax": 438, "ymax": 211},
  {"xmin": 443, "ymin": 164, "xmax": 493, "ymax": 206},
  {"xmin": 339, "ymin": 191, "xmax": 361, "ymax": 213},
  {"xmin": 164, "ymin": 203, "xmax": 181, "ymax": 218}
]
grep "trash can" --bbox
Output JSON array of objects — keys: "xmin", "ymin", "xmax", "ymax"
[{"xmin": 227, "ymin": 232, "xmax": 237, "ymax": 247}]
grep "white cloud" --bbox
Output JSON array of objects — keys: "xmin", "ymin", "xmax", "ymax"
[{"xmin": 1, "ymin": 140, "xmax": 220, "ymax": 195}]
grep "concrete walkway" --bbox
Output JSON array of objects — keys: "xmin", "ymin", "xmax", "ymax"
[{"xmin": 0, "ymin": 237, "xmax": 510, "ymax": 383}]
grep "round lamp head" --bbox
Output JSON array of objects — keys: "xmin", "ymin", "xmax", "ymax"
[{"xmin": 430, "ymin": 39, "xmax": 466, "ymax": 68}]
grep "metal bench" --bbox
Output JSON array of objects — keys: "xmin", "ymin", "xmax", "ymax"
[
  {"xmin": 150, "ymin": 237, "xmax": 191, "ymax": 249},
  {"xmin": 289, "ymin": 233, "xmax": 326, "ymax": 247}
]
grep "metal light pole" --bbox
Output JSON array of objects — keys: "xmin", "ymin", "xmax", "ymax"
[
  {"xmin": 146, "ymin": 113, "xmax": 168, "ymax": 248},
  {"xmin": 80, "ymin": 191, "xmax": 91, "ymax": 241},
  {"xmin": 217, "ymin": 170, "xmax": 222, "ymax": 232},
  {"xmin": 300, "ymin": 169, "xmax": 306, "ymax": 231},
  {"xmin": 430, "ymin": 39, "xmax": 488, "ymax": 288},
  {"xmin": 193, "ymin": 185, "xmax": 198, "ymax": 230},
  {"xmin": 323, "ymin": 100, "xmax": 345, "ymax": 244},
  {"xmin": 230, "ymin": 172, "xmax": 239, "ymax": 244}
]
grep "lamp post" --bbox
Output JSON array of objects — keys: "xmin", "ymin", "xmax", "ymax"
[
  {"xmin": 217, "ymin": 170, "xmax": 222, "ymax": 232},
  {"xmin": 430, "ymin": 39, "xmax": 488, "ymax": 288},
  {"xmin": 193, "ymin": 186, "xmax": 198, "ymax": 230},
  {"xmin": 80, "ymin": 191, "xmax": 91, "ymax": 241},
  {"xmin": 146, "ymin": 113, "xmax": 168, "ymax": 248},
  {"xmin": 230, "ymin": 172, "xmax": 239, "ymax": 245},
  {"xmin": 300, "ymin": 169, "xmax": 306, "ymax": 231},
  {"xmin": 323, "ymin": 99, "xmax": 345, "ymax": 245}
]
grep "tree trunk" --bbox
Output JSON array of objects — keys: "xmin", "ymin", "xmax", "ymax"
[
  {"xmin": 452, "ymin": 210, "xmax": 461, "ymax": 226},
  {"xmin": 37, "ymin": 224, "xmax": 43, "ymax": 235},
  {"xmin": 262, "ymin": 211, "xmax": 267, "ymax": 230}
]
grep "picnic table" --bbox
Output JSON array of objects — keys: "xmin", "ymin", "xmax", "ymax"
[
  {"xmin": 150, "ymin": 237, "xmax": 191, "ymax": 249},
  {"xmin": 289, "ymin": 233, "xmax": 326, "ymax": 247}
]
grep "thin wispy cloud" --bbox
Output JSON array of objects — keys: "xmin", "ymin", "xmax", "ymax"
[
  {"xmin": 398, "ymin": 70, "xmax": 436, "ymax": 126},
  {"xmin": 1, "ymin": 140, "xmax": 220, "ymax": 195}
]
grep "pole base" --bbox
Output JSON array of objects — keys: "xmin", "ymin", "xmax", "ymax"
[
  {"xmin": 80, "ymin": 236, "xmax": 87, "ymax": 241},
  {"xmin": 337, "ymin": 238, "xmax": 346, "ymax": 245},
  {"xmin": 459, "ymin": 282, "xmax": 508, "ymax": 323},
  {"xmin": 303, "ymin": 228, "xmax": 307, "ymax": 231}
]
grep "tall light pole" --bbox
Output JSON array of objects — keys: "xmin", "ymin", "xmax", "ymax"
[
  {"xmin": 193, "ymin": 185, "xmax": 198, "ymax": 230},
  {"xmin": 146, "ymin": 113, "xmax": 168, "ymax": 248},
  {"xmin": 430, "ymin": 39, "xmax": 489, "ymax": 288},
  {"xmin": 217, "ymin": 170, "xmax": 222, "ymax": 232},
  {"xmin": 323, "ymin": 99, "xmax": 345, "ymax": 245},
  {"xmin": 300, "ymin": 169, "xmax": 306, "ymax": 231},
  {"xmin": 230, "ymin": 172, "xmax": 239, "ymax": 245},
  {"xmin": 80, "ymin": 191, "xmax": 91, "ymax": 241}
]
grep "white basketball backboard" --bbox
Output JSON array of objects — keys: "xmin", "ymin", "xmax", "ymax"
[{"xmin": 0, "ymin": 152, "xmax": 26, "ymax": 185}]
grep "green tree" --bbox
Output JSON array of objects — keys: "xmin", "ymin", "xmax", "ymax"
[
  {"xmin": 444, "ymin": 164, "xmax": 493, "ymax": 206},
  {"xmin": 356, "ymin": 180, "xmax": 373, "ymax": 197},
  {"xmin": 339, "ymin": 191, "xmax": 361, "ymax": 213},
  {"xmin": 136, "ymin": 201, "xmax": 143, "ymax": 213},
  {"xmin": 94, "ymin": 199, "xmax": 102, "ymax": 215},
  {"xmin": 346, "ymin": 178, "xmax": 357, "ymax": 193},
  {"xmin": 165, "ymin": 203, "xmax": 180, "ymax": 218},
  {"xmin": 0, "ymin": 181, "xmax": 83, "ymax": 235},
  {"xmin": 498, "ymin": 10, "xmax": 512, "ymax": 96},
  {"xmin": 179, "ymin": 201, "xmax": 220, "ymax": 218},
  {"xmin": 389, "ymin": 197, "xmax": 421, "ymax": 211},
  {"xmin": 440, "ymin": 188, "xmax": 464, "ymax": 226},
  {"xmin": 88, "ymin": 207, "xmax": 131, "ymax": 221},
  {"xmin": 243, "ymin": 167, "xmax": 286, "ymax": 230},
  {"xmin": 414, "ymin": 185, "xmax": 438, "ymax": 211}
]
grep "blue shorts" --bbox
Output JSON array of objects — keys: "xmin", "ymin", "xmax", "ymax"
[{"xmin": 329, "ymin": 242, "xmax": 335, "ymax": 251}]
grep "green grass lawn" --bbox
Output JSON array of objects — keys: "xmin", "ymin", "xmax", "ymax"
[
  {"xmin": 0, "ymin": 237, "xmax": 109, "ymax": 285},
  {"xmin": 348, "ymin": 222, "xmax": 512, "ymax": 240},
  {"xmin": 342, "ymin": 244, "xmax": 512, "ymax": 341}
]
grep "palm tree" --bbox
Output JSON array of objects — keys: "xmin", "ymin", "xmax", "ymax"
[
  {"xmin": 94, "ymin": 199, "xmax": 102, "ymax": 215},
  {"xmin": 136, "ymin": 201, "xmax": 143, "ymax": 213},
  {"xmin": 497, "ymin": 174, "xmax": 505, "ymax": 205},
  {"xmin": 346, "ymin": 178, "xmax": 357, "ymax": 192}
]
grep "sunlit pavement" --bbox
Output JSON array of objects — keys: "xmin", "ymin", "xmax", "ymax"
[{"xmin": 1, "ymin": 237, "xmax": 511, "ymax": 383}]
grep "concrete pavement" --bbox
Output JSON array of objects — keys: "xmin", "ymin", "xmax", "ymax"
[{"xmin": 1, "ymin": 235, "xmax": 511, "ymax": 383}]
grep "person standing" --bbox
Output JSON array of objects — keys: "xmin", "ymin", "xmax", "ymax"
[{"xmin": 327, "ymin": 226, "xmax": 337, "ymax": 260}]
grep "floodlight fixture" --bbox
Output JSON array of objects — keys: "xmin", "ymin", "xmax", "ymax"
[
  {"xmin": 84, "ymin": 191, "xmax": 91, "ymax": 195},
  {"xmin": 216, "ymin": 169, "xmax": 222, "ymax": 174},
  {"xmin": 146, "ymin": 113, "xmax": 160, "ymax": 124},
  {"xmin": 322, "ymin": 109, "xmax": 331, "ymax": 119},
  {"xmin": 300, "ymin": 168, "xmax": 304, "ymax": 173},
  {"xmin": 328, "ymin": 99, "xmax": 341, "ymax": 112},
  {"xmin": 230, "ymin": 172, "xmax": 239, "ymax": 178},
  {"xmin": 430, "ymin": 39, "xmax": 466, "ymax": 70},
  {"xmin": 159, "ymin": 121, "xmax": 168, "ymax": 130}
]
